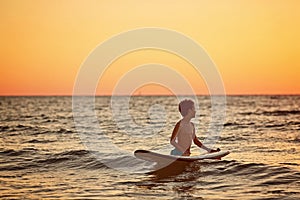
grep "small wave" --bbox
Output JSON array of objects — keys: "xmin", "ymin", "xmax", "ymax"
[
  {"xmin": 25, "ymin": 139, "xmax": 55, "ymax": 143},
  {"xmin": 0, "ymin": 125, "xmax": 10, "ymax": 131},
  {"xmin": 37, "ymin": 150, "xmax": 91, "ymax": 165},
  {"xmin": 0, "ymin": 149, "xmax": 110, "ymax": 171},
  {"xmin": 223, "ymin": 122, "xmax": 240, "ymax": 127},
  {"xmin": 55, "ymin": 128, "xmax": 74, "ymax": 134},
  {"xmin": 6, "ymin": 124, "xmax": 41, "ymax": 133},
  {"xmin": 214, "ymin": 161, "xmax": 300, "ymax": 188},
  {"xmin": 0, "ymin": 147, "xmax": 38, "ymax": 156},
  {"xmin": 238, "ymin": 112, "xmax": 255, "ymax": 115},
  {"xmin": 293, "ymin": 135, "xmax": 300, "ymax": 142},
  {"xmin": 223, "ymin": 122, "xmax": 255, "ymax": 129},
  {"xmin": 287, "ymin": 121, "xmax": 300, "ymax": 126},
  {"xmin": 154, "ymin": 160, "xmax": 300, "ymax": 189},
  {"xmin": 219, "ymin": 135, "xmax": 246, "ymax": 142},
  {"xmin": 15, "ymin": 124, "xmax": 33, "ymax": 130},
  {"xmin": 239, "ymin": 110, "xmax": 300, "ymax": 116},
  {"xmin": 59, "ymin": 149, "xmax": 90, "ymax": 156},
  {"xmin": 0, "ymin": 149, "xmax": 18, "ymax": 156},
  {"xmin": 42, "ymin": 119, "xmax": 59, "ymax": 123},
  {"xmin": 261, "ymin": 110, "xmax": 300, "ymax": 116},
  {"xmin": 39, "ymin": 150, "xmax": 110, "ymax": 169},
  {"xmin": 264, "ymin": 124, "xmax": 285, "ymax": 128},
  {"xmin": 0, "ymin": 163, "xmax": 40, "ymax": 171},
  {"xmin": 222, "ymin": 162, "xmax": 268, "ymax": 176},
  {"xmin": 22, "ymin": 115, "xmax": 34, "ymax": 119},
  {"xmin": 80, "ymin": 159, "xmax": 108, "ymax": 170},
  {"xmin": 255, "ymin": 173, "xmax": 299, "ymax": 187},
  {"xmin": 36, "ymin": 157, "xmax": 72, "ymax": 164},
  {"xmin": 279, "ymin": 162, "xmax": 299, "ymax": 166}
]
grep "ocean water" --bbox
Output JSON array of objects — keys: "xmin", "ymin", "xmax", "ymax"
[{"xmin": 1, "ymin": 95, "xmax": 300, "ymax": 199}]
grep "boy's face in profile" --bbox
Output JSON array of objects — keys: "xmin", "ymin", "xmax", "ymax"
[{"xmin": 188, "ymin": 105, "xmax": 196, "ymax": 118}]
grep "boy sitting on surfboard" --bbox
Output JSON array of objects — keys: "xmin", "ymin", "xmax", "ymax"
[{"xmin": 170, "ymin": 99, "xmax": 220, "ymax": 156}]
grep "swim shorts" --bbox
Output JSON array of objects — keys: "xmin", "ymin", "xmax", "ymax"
[{"xmin": 170, "ymin": 148, "xmax": 183, "ymax": 156}]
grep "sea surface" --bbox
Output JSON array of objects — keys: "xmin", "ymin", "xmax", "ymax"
[{"xmin": 1, "ymin": 95, "xmax": 300, "ymax": 199}]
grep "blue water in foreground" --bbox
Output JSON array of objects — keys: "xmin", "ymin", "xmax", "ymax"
[{"xmin": 1, "ymin": 95, "xmax": 300, "ymax": 199}]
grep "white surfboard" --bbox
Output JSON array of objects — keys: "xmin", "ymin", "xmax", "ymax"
[{"xmin": 134, "ymin": 149, "xmax": 230, "ymax": 163}]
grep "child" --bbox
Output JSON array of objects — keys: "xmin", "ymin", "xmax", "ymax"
[{"xmin": 170, "ymin": 99, "xmax": 220, "ymax": 156}]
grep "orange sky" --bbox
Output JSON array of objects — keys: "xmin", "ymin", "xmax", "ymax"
[{"xmin": 0, "ymin": 0, "xmax": 299, "ymax": 95}]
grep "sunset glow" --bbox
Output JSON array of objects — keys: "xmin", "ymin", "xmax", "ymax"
[{"xmin": 1, "ymin": 0, "xmax": 299, "ymax": 95}]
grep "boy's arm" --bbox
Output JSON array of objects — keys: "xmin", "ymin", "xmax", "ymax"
[
  {"xmin": 193, "ymin": 136, "xmax": 214, "ymax": 152},
  {"xmin": 192, "ymin": 123, "xmax": 220, "ymax": 153},
  {"xmin": 170, "ymin": 121, "xmax": 184, "ymax": 152}
]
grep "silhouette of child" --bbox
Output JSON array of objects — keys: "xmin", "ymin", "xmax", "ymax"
[{"xmin": 170, "ymin": 99, "xmax": 220, "ymax": 156}]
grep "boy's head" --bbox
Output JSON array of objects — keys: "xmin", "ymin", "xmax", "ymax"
[{"xmin": 178, "ymin": 99, "xmax": 195, "ymax": 117}]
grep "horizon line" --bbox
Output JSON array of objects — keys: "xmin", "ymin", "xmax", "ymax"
[{"xmin": 1, "ymin": 93, "xmax": 300, "ymax": 97}]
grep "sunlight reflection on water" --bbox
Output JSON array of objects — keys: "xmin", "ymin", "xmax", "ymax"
[{"xmin": 0, "ymin": 96, "xmax": 300, "ymax": 199}]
